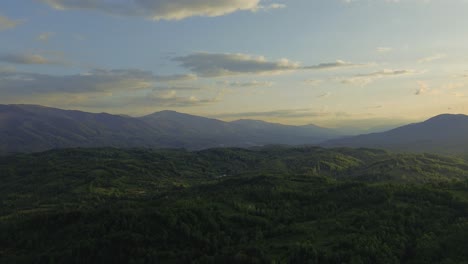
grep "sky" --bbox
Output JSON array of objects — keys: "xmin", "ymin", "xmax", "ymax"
[{"xmin": 1, "ymin": 0, "xmax": 468, "ymax": 130}]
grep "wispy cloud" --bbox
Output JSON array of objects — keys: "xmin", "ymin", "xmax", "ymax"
[
  {"xmin": 0, "ymin": 15, "xmax": 23, "ymax": 31},
  {"xmin": 342, "ymin": 69, "xmax": 418, "ymax": 86},
  {"xmin": 376, "ymin": 47, "xmax": 393, "ymax": 53},
  {"xmin": 175, "ymin": 52, "xmax": 364, "ymax": 77},
  {"xmin": 37, "ymin": 32, "xmax": 55, "ymax": 42},
  {"xmin": 303, "ymin": 79, "xmax": 323, "ymax": 86},
  {"xmin": 154, "ymin": 74, "xmax": 198, "ymax": 82},
  {"xmin": 218, "ymin": 80, "xmax": 274, "ymax": 87},
  {"xmin": 40, "ymin": 0, "xmax": 284, "ymax": 21},
  {"xmin": 415, "ymin": 81, "xmax": 429, "ymax": 95},
  {"xmin": 418, "ymin": 53, "xmax": 446, "ymax": 63},
  {"xmin": 0, "ymin": 53, "xmax": 64, "ymax": 65},
  {"xmin": 303, "ymin": 60, "xmax": 363, "ymax": 70},
  {"xmin": 317, "ymin": 92, "xmax": 332, "ymax": 98}
]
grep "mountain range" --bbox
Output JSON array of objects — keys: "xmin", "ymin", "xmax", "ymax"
[
  {"xmin": 0, "ymin": 104, "xmax": 342, "ymax": 154},
  {"xmin": 2, "ymin": 104, "xmax": 468, "ymax": 155}
]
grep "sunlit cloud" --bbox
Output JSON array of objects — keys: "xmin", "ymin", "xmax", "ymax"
[
  {"xmin": 218, "ymin": 80, "xmax": 274, "ymax": 87},
  {"xmin": 40, "ymin": 0, "xmax": 285, "ymax": 21},
  {"xmin": 418, "ymin": 53, "xmax": 446, "ymax": 63},
  {"xmin": 342, "ymin": 69, "xmax": 418, "ymax": 86},
  {"xmin": 0, "ymin": 53, "xmax": 64, "ymax": 65},
  {"xmin": 175, "ymin": 52, "xmax": 364, "ymax": 77},
  {"xmin": 0, "ymin": 15, "xmax": 23, "ymax": 31},
  {"xmin": 376, "ymin": 47, "xmax": 393, "ymax": 53}
]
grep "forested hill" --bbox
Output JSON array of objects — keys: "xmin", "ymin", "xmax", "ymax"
[{"xmin": 1, "ymin": 146, "xmax": 468, "ymax": 263}]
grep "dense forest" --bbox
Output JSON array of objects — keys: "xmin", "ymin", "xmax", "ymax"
[{"xmin": 1, "ymin": 146, "xmax": 468, "ymax": 263}]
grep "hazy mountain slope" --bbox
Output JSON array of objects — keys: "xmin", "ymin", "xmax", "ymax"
[
  {"xmin": 139, "ymin": 110, "xmax": 245, "ymax": 148},
  {"xmin": 323, "ymin": 114, "xmax": 468, "ymax": 154}
]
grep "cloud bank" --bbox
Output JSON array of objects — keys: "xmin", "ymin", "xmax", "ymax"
[{"xmin": 0, "ymin": 69, "xmax": 197, "ymax": 97}]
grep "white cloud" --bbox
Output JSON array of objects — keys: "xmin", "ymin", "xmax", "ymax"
[
  {"xmin": 40, "ymin": 0, "xmax": 284, "ymax": 21},
  {"xmin": 0, "ymin": 15, "xmax": 23, "ymax": 31}
]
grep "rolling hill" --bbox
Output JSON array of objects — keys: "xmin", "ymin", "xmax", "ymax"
[{"xmin": 1, "ymin": 146, "xmax": 468, "ymax": 263}]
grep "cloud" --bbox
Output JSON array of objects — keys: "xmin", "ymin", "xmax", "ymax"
[
  {"xmin": 37, "ymin": 32, "xmax": 55, "ymax": 42},
  {"xmin": 14, "ymin": 89, "xmax": 218, "ymax": 112},
  {"xmin": 415, "ymin": 81, "xmax": 429, "ymax": 95},
  {"xmin": 302, "ymin": 60, "xmax": 363, "ymax": 70},
  {"xmin": 40, "ymin": 0, "xmax": 284, "ymax": 21},
  {"xmin": 0, "ymin": 15, "xmax": 23, "ymax": 31},
  {"xmin": 0, "ymin": 53, "xmax": 63, "ymax": 65},
  {"xmin": 0, "ymin": 69, "xmax": 199, "ymax": 97},
  {"xmin": 175, "ymin": 52, "xmax": 300, "ymax": 77},
  {"xmin": 317, "ymin": 92, "xmax": 331, "ymax": 98},
  {"xmin": 155, "ymin": 73, "xmax": 198, "ymax": 82},
  {"xmin": 218, "ymin": 80, "xmax": 274, "ymax": 87},
  {"xmin": 376, "ymin": 47, "xmax": 393, "ymax": 53},
  {"xmin": 342, "ymin": 69, "xmax": 417, "ymax": 86},
  {"xmin": 303, "ymin": 79, "xmax": 323, "ymax": 86},
  {"xmin": 175, "ymin": 52, "xmax": 363, "ymax": 77},
  {"xmin": 0, "ymin": 66, "xmax": 16, "ymax": 73},
  {"xmin": 418, "ymin": 53, "xmax": 446, "ymax": 63}
]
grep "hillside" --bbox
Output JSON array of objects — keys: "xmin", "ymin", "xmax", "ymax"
[
  {"xmin": 323, "ymin": 114, "xmax": 468, "ymax": 154},
  {"xmin": 0, "ymin": 104, "xmax": 166, "ymax": 154},
  {"xmin": 1, "ymin": 147, "xmax": 468, "ymax": 263}
]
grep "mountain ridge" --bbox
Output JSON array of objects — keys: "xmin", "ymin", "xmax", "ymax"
[
  {"xmin": 322, "ymin": 113, "xmax": 468, "ymax": 154},
  {"xmin": 0, "ymin": 104, "xmax": 343, "ymax": 154}
]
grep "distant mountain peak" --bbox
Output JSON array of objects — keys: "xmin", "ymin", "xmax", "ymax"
[{"xmin": 425, "ymin": 113, "xmax": 468, "ymax": 122}]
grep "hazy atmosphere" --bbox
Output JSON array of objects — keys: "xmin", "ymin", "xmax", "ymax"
[{"xmin": 1, "ymin": 0, "xmax": 468, "ymax": 128}]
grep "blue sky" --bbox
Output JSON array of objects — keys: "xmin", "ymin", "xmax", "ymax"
[{"xmin": 1, "ymin": 0, "xmax": 468, "ymax": 129}]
